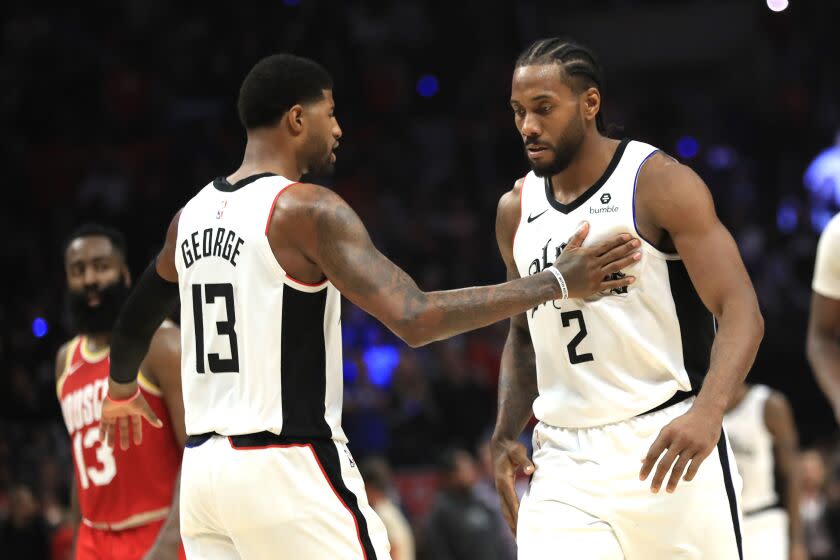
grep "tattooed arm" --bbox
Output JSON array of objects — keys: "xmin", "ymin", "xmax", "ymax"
[
  {"xmin": 489, "ymin": 180, "xmax": 541, "ymax": 536},
  {"xmin": 278, "ymin": 183, "xmax": 638, "ymax": 347}
]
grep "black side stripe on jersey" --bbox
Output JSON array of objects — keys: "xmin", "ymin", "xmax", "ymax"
[
  {"xmin": 717, "ymin": 431, "xmax": 744, "ymax": 560},
  {"xmin": 280, "ymin": 286, "xmax": 332, "ymax": 439},
  {"xmin": 666, "ymin": 260, "xmax": 715, "ymax": 391},
  {"xmin": 311, "ymin": 440, "xmax": 378, "ymax": 560}
]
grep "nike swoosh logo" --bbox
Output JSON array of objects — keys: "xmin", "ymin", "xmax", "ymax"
[
  {"xmin": 527, "ymin": 210, "xmax": 548, "ymax": 223},
  {"xmin": 66, "ymin": 361, "xmax": 85, "ymax": 376}
]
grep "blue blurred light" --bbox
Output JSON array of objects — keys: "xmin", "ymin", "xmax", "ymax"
[
  {"xmin": 416, "ymin": 75, "xmax": 439, "ymax": 98},
  {"xmin": 706, "ymin": 145, "xmax": 736, "ymax": 170},
  {"xmin": 343, "ymin": 359, "xmax": 359, "ymax": 383},
  {"xmin": 283, "ymin": 0, "xmax": 300, "ymax": 6},
  {"xmin": 676, "ymin": 136, "xmax": 700, "ymax": 159},
  {"xmin": 776, "ymin": 203, "xmax": 798, "ymax": 233},
  {"xmin": 811, "ymin": 208, "xmax": 834, "ymax": 233},
  {"xmin": 804, "ymin": 146, "xmax": 840, "ymax": 206},
  {"xmin": 32, "ymin": 317, "xmax": 48, "ymax": 338},
  {"xmin": 363, "ymin": 344, "xmax": 400, "ymax": 387}
]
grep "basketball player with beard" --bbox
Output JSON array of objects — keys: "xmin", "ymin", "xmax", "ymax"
[
  {"xmin": 56, "ymin": 224, "xmax": 185, "ymax": 560},
  {"xmin": 93, "ymin": 54, "xmax": 639, "ymax": 558},
  {"xmin": 491, "ymin": 38, "xmax": 764, "ymax": 559}
]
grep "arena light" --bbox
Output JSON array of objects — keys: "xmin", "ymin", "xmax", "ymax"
[
  {"xmin": 767, "ymin": 0, "xmax": 789, "ymax": 12},
  {"xmin": 416, "ymin": 74, "xmax": 439, "ymax": 98},
  {"xmin": 363, "ymin": 344, "xmax": 400, "ymax": 387},
  {"xmin": 676, "ymin": 136, "xmax": 699, "ymax": 160},
  {"xmin": 32, "ymin": 317, "xmax": 48, "ymax": 338},
  {"xmin": 776, "ymin": 202, "xmax": 798, "ymax": 233}
]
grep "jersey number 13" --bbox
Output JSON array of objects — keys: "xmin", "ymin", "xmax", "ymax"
[{"xmin": 192, "ymin": 283, "xmax": 240, "ymax": 373}]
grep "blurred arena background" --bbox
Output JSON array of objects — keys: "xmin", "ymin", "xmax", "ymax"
[{"xmin": 2, "ymin": 0, "xmax": 840, "ymax": 558}]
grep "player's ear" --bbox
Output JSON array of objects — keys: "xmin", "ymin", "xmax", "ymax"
[
  {"xmin": 582, "ymin": 87, "xmax": 600, "ymax": 123},
  {"xmin": 122, "ymin": 264, "xmax": 132, "ymax": 288},
  {"xmin": 286, "ymin": 105, "xmax": 305, "ymax": 135}
]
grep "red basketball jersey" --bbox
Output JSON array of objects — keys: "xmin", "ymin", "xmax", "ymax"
[{"xmin": 57, "ymin": 336, "xmax": 182, "ymax": 528}]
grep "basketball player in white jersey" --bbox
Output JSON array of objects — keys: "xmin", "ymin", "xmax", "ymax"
[
  {"xmin": 808, "ymin": 212, "xmax": 840, "ymax": 423},
  {"xmin": 93, "ymin": 54, "xmax": 640, "ymax": 559},
  {"xmin": 724, "ymin": 383, "xmax": 807, "ymax": 560},
  {"xmin": 491, "ymin": 38, "xmax": 765, "ymax": 559}
]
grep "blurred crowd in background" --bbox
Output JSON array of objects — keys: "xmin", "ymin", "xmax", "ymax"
[{"xmin": 2, "ymin": 1, "xmax": 840, "ymax": 558}]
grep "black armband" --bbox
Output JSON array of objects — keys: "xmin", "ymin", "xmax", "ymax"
[{"xmin": 110, "ymin": 259, "xmax": 180, "ymax": 383}]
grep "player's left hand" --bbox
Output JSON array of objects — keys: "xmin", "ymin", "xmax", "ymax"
[
  {"xmin": 639, "ymin": 404, "xmax": 722, "ymax": 493},
  {"xmin": 99, "ymin": 380, "xmax": 163, "ymax": 450}
]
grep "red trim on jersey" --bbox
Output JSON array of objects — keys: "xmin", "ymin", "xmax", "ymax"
[
  {"xmin": 285, "ymin": 274, "xmax": 328, "ymax": 288},
  {"xmin": 226, "ymin": 439, "xmax": 367, "ymax": 559},
  {"xmin": 306, "ymin": 445, "xmax": 368, "ymax": 560},
  {"xmin": 264, "ymin": 182, "xmax": 301, "ymax": 235}
]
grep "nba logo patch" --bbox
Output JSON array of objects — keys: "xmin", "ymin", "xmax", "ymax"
[{"xmin": 216, "ymin": 200, "xmax": 228, "ymax": 219}]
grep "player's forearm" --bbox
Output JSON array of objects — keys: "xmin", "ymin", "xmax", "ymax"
[
  {"xmin": 492, "ymin": 327, "xmax": 538, "ymax": 442},
  {"xmin": 806, "ymin": 332, "xmax": 840, "ymax": 410},
  {"xmin": 397, "ymin": 271, "xmax": 559, "ymax": 347},
  {"xmin": 110, "ymin": 260, "xmax": 179, "ymax": 385},
  {"xmin": 694, "ymin": 301, "xmax": 764, "ymax": 416},
  {"xmin": 784, "ymin": 468, "xmax": 805, "ymax": 548}
]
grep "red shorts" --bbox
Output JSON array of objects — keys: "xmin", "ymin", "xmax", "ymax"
[{"xmin": 75, "ymin": 519, "xmax": 186, "ymax": 560}]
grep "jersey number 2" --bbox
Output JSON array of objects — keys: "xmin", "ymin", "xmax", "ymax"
[
  {"xmin": 561, "ymin": 310, "xmax": 594, "ymax": 364},
  {"xmin": 192, "ymin": 283, "xmax": 240, "ymax": 373}
]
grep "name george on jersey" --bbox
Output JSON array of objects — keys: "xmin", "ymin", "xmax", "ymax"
[{"xmin": 182, "ymin": 227, "xmax": 245, "ymax": 269}]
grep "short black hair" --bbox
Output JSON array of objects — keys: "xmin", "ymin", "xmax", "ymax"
[
  {"xmin": 237, "ymin": 54, "xmax": 334, "ymax": 130},
  {"xmin": 63, "ymin": 223, "xmax": 127, "ymax": 261},
  {"xmin": 516, "ymin": 38, "xmax": 606, "ymax": 133}
]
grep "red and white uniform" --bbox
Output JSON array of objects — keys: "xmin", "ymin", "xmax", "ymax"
[{"xmin": 57, "ymin": 335, "xmax": 183, "ymax": 559}]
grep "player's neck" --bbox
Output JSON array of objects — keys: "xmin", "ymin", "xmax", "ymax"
[
  {"xmin": 82, "ymin": 332, "xmax": 111, "ymax": 353},
  {"xmin": 547, "ymin": 134, "xmax": 617, "ymax": 202},
  {"xmin": 233, "ymin": 136, "xmax": 303, "ymax": 182}
]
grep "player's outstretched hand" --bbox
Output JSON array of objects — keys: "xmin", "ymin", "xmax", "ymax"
[
  {"xmin": 553, "ymin": 222, "xmax": 641, "ymax": 299},
  {"xmin": 639, "ymin": 404, "xmax": 721, "ymax": 493},
  {"xmin": 491, "ymin": 437, "xmax": 534, "ymax": 536},
  {"xmin": 99, "ymin": 380, "xmax": 163, "ymax": 451}
]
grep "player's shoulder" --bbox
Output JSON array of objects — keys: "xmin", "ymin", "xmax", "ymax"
[
  {"xmin": 637, "ymin": 150, "xmax": 702, "ymax": 189},
  {"xmin": 497, "ymin": 175, "xmax": 528, "ymax": 221},
  {"xmin": 149, "ymin": 320, "xmax": 180, "ymax": 355},
  {"xmin": 54, "ymin": 337, "xmax": 79, "ymax": 380},
  {"xmin": 762, "ymin": 387, "xmax": 793, "ymax": 417},
  {"xmin": 821, "ymin": 212, "xmax": 840, "ymax": 240},
  {"xmin": 271, "ymin": 182, "xmax": 352, "ymax": 221}
]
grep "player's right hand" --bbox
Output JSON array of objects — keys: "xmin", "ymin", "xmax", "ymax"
[
  {"xmin": 491, "ymin": 436, "xmax": 534, "ymax": 536},
  {"xmin": 552, "ymin": 222, "xmax": 640, "ymax": 299},
  {"xmin": 99, "ymin": 380, "xmax": 163, "ymax": 450}
]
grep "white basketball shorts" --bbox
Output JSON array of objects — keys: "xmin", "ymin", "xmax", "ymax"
[
  {"xmin": 742, "ymin": 507, "xmax": 788, "ymax": 560},
  {"xmin": 180, "ymin": 433, "xmax": 391, "ymax": 559},
  {"xmin": 518, "ymin": 398, "xmax": 744, "ymax": 559}
]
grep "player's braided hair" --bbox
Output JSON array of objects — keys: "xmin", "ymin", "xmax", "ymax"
[{"xmin": 516, "ymin": 38, "xmax": 607, "ymax": 134}]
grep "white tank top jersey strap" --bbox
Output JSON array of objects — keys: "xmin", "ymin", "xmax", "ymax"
[
  {"xmin": 175, "ymin": 173, "xmax": 346, "ymax": 441},
  {"xmin": 513, "ymin": 139, "xmax": 716, "ymax": 428},
  {"xmin": 724, "ymin": 385, "xmax": 780, "ymax": 514}
]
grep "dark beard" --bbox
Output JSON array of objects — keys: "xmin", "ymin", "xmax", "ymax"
[
  {"xmin": 527, "ymin": 118, "xmax": 586, "ymax": 178},
  {"xmin": 65, "ymin": 281, "xmax": 131, "ymax": 335}
]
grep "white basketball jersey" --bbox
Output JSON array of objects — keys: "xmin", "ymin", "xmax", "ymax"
[
  {"xmin": 176, "ymin": 173, "xmax": 346, "ymax": 441},
  {"xmin": 724, "ymin": 385, "xmax": 779, "ymax": 513},
  {"xmin": 513, "ymin": 139, "xmax": 715, "ymax": 428}
]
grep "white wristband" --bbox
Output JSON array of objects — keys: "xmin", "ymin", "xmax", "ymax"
[{"xmin": 547, "ymin": 265, "xmax": 569, "ymax": 300}]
